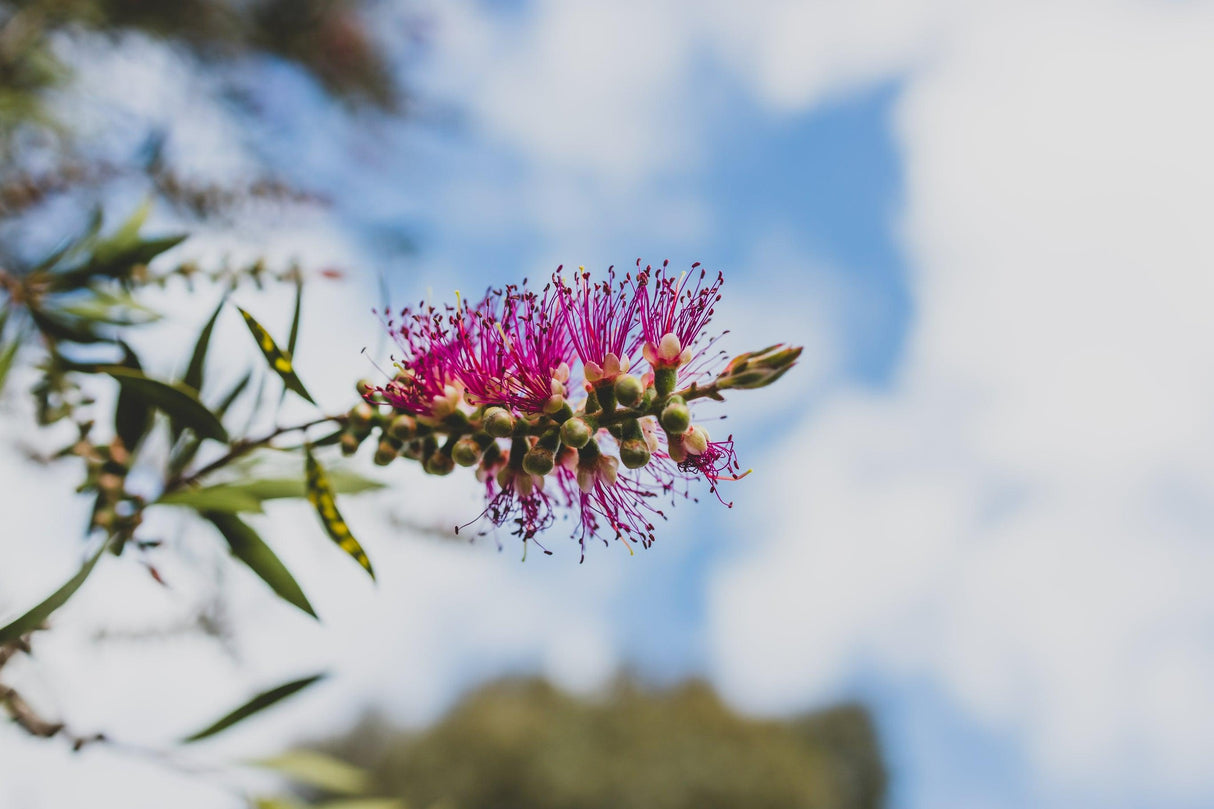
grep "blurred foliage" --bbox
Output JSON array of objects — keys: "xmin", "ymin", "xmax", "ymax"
[
  {"xmin": 0, "ymin": 0, "xmax": 405, "ymax": 749},
  {"xmin": 319, "ymin": 677, "xmax": 887, "ymax": 809}
]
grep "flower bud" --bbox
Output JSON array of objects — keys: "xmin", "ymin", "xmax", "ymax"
[
  {"xmin": 683, "ymin": 424, "xmax": 710, "ymax": 455},
  {"xmin": 452, "ymin": 436, "xmax": 483, "ymax": 467},
  {"xmin": 619, "ymin": 438, "xmax": 652, "ymax": 469},
  {"xmin": 373, "ymin": 440, "xmax": 398, "ymax": 466},
  {"xmin": 660, "ymin": 400, "xmax": 691, "ymax": 434},
  {"xmin": 349, "ymin": 402, "xmax": 375, "ymax": 429},
  {"xmin": 387, "ymin": 413, "xmax": 417, "ymax": 441},
  {"xmin": 340, "ymin": 431, "xmax": 362, "ymax": 456},
  {"xmin": 356, "ymin": 378, "xmax": 376, "ymax": 397},
  {"xmin": 484, "ymin": 406, "xmax": 516, "ymax": 437},
  {"xmin": 718, "ymin": 344, "xmax": 803, "ymax": 389},
  {"xmin": 560, "ymin": 417, "xmax": 592, "ymax": 449},
  {"xmin": 614, "ymin": 373, "xmax": 644, "ymax": 408},
  {"xmin": 425, "ymin": 451, "xmax": 455, "ymax": 476},
  {"xmin": 522, "ymin": 446, "xmax": 555, "ymax": 476}
]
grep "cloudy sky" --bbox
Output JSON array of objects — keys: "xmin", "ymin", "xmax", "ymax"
[{"xmin": 2, "ymin": 1, "xmax": 1213, "ymax": 807}]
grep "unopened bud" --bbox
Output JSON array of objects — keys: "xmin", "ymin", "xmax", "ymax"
[
  {"xmin": 349, "ymin": 402, "xmax": 375, "ymax": 428},
  {"xmin": 387, "ymin": 414, "xmax": 418, "ymax": 441},
  {"xmin": 373, "ymin": 440, "xmax": 398, "ymax": 466},
  {"xmin": 97, "ymin": 472, "xmax": 124, "ymax": 498},
  {"xmin": 619, "ymin": 438, "xmax": 652, "ymax": 469},
  {"xmin": 660, "ymin": 400, "xmax": 691, "ymax": 434},
  {"xmin": 684, "ymin": 425, "xmax": 710, "ymax": 455},
  {"xmin": 614, "ymin": 373, "xmax": 644, "ymax": 408},
  {"xmin": 356, "ymin": 378, "xmax": 376, "ymax": 397},
  {"xmin": 523, "ymin": 446, "xmax": 555, "ymax": 476},
  {"xmin": 340, "ymin": 432, "xmax": 361, "ymax": 456},
  {"xmin": 719, "ymin": 344, "xmax": 803, "ymax": 389},
  {"xmin": 560, "ymin": 417, "xmax": 592, "ymax": 449},
  {"xmin": 452, "ymin": 436, "xmax": 483, "ymax": 467},
  {"xmin": 425, "ymin": 451, "xmax": 455, "ymax": 476},
  {"xmin": 484, "ymin": 407, "xmax": 516, "ymax": 437}
]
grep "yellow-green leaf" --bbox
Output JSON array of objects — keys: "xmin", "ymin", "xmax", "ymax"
[
  {"xmin": 204, "ymin": 512, "xmax": 316, "ymax": 618},
  {"xmin": 181, "ymin": 673, "xmax": 325, "ymax": 743},
  {"xmin": 156, "ymin": 487, "xmax": 266, "ymax": 513},
  {"xmin": 237, "ymin": 306, "xmax": 315, "ymax": 405},
  {"xmin": 305, "ymin": 449, "xmax": 374, "ymax": 579},
  {"xmin": 250, "ymin": 750, "xmax": 371, "ymax": 795}
]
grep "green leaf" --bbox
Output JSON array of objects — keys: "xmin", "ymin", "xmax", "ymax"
[
  {"xmin": 28, "ymin": 306, "xmax": 106, "ymax": 344},
  {"xmin": 155, "ymin": 471, "xmax": 382, "ymax": 514},
  {"xmin": 181, "ymin": 673, "xmax": 326, "ymax": 743},
  {"xmin": 57, "ymin": 288, "xmax": 162, "ymax": 325},
  {"xmin": 168, "ymin": 372, "xmax": 251, "ymax": 479},
  {"xmin": 315, "ymin": 800, "xmax": 403, "ymax": 809},
  {"xmin": 0, "ymin": 338, "xmax": 18, "ymax": 396},
  {"xmin": 305, "ymin": 449, "xmax": 375, "ymax": 579},
  {"xmin": 105, "ymin": 367, "xmax": 229, "ymax": 443},
  {"xmin": 287, "ymin": 275, "xmax": 304, "ymax": 359},
  {"xmin": 237, "ymin": 306, "xmax": 315, "ymax": 405},
  {"xmin": 184, "ymin": 296, "xmax": 226, "ymax": 396},
  {"xmin": 0, "ymin": 540, "xmax": 107, "ymax": 644},
  {"xmin": 156, "ymin": 487, "xmax": 266, "ymax": 513},
  {"xmin": 249, "ymin": 750, "xmax": 370, "ymax": 795},
  {"xmin": 113, "ymin": 343, "xmax": 152, "ymax": 452},
  {"xmin": 203, "ymin": 512, "xmax": 316, "ymax": 618}
]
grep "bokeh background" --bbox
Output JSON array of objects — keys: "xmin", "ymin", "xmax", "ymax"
[{"xmin": 2, "ymin": 1, "xmax": 1213, "ymax": 807}]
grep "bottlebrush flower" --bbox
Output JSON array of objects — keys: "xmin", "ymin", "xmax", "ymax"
[
  {"xmin": 355, "ymin": 261, "xmax": 799, "ymax": 560},
  {"xmin": 554, "ymin": 265, "xmax": 642, "ymax": 385},
  {"xmin": 634, "ymin": 260, "xmax": 723, "ymax": 374}
]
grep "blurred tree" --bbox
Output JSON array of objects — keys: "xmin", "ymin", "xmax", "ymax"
[{"xmin": 322, "ymin": 677, "xmax": 887, "ymax": 809}]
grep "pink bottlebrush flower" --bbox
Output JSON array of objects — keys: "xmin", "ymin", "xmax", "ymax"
[
  {"xmin": 676, "ymin": 429, "xmax": 749, "ymax": 506},
  {"xmin": 568, "ymin": 444, "xmax": 668, "ymax": 559},
  {"xmin": 369, "ymin": 304, "xmax": 463, "ymax": 417},
  {"xmin": 554, "ymin": 265, "xmax": 642, "ymax": 384},
  {"xmin": 634, "ymin": 260, "xmax": 723, "ymax": 372},
  {"xmin": 448, "ymin": 284, "xmax": 574, "ymax": 416},
  {"xmin": 462, "ymin": 465, "xmax": 558, "ymax": 552}
]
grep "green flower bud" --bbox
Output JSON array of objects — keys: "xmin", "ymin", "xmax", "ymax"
[
  {"xmin": 619, "ymin": 438, "xmax": 652, "ymax": 469},
  {"xmin": 522, "ymin": 446, "xmax": 555, "ymax": 477},
  {"xmin": 356, "ymin": 378, "xmax": 376, "ymax": 397},
  {"xmin": 387, "ymin": 413, "xmax": 418, "ymax": 441},
  {"xmin": 350, "ymin": 401, "xmax": 375, "ymax": 428},
  {"xmin": 373, "ymin": 440, "xmax": 398, "ymax": 466},
  {"xmin": 340, "ymin": 432, "xmax": 362, "ymax": 456},
  {"xmin": 452, "ymin": 436, "xmax": 483, "ymax": 467},
  {"xmin": 614, "ymin": 373, "xmax": 644, "ymax": 408},
  {"xmin": 484, "ymin": 406, "xmax": 516, "ymax": 437},
  {"xmin": 660, "ymin": 400, "xmax": 691, "ymax": 434},
  {"xmin": 559, "ymin": 417, "xmax": 592, "ymax": 449},
  {"xmin": 425, "ymin": 451, "xmax": 455, "ymax": 476}
]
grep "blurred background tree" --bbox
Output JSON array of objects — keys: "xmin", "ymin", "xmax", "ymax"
[{"xmin": 320, "ymin": 677, "xmax": 885, "ymax": 809}]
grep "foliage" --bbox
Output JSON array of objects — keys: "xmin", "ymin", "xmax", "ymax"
[{"xmin": 319, "ymin": 677, "xmax": 887, "ymax": 809}]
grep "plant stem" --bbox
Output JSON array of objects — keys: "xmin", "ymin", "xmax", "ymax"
[{"xmin": 165, "ymin": 414, "xmax": 346, "ymax": 493}]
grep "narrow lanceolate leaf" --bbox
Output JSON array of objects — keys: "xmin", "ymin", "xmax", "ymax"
[
  {"xmin": 113, "ymin": 343, "xmax": 152, "ymax": 452},
  {"xmin": 249, "ymin": 750, "xmax": 370, "ymax": 795},
  {"xmin": 287, "ymin": 275, "xmax": 304, "ymax": 359},
  {"xmin": 156, "ymin": 487, "xmax": 266, "ymax": 514},
  {"xmin": 0, "ymin": 338, "xmax": 18, "ymax": 395},
  {"xmin": 182, "ymin": 673, "xmax": 326, "ymax": 743},
  {"xmin": 305, "ymin": 449, "xmax": 375, "ymax": 579},
  {"xmin": 105, "ymin": 367, "xmax": 229, "ymax": 443},
  {"xmin": 237, "ymin": 306, "xmax": 315, "ymax": 405},
  {"xmin": 203, "ymin": 512, "xmax": 316, "ymax": 618},
  {"xmin": 183, "ymin": 296, "xmax": 226, "ymax": 396},
  {"xmin": 0, "ymin": 540, "xmax": 108, "ymax": 644},
  {"xmin": 168, "ymin": 372, "xmax": 251, "ymax": 479},
  {"xmin": 158, "ymin": 471, "xmax": 384, "ymax": 513}
]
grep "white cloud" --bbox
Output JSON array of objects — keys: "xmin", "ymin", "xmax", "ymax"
[{"xmin": 709, "ymin": 0, "xmax": 1214, "ymax": 804}]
